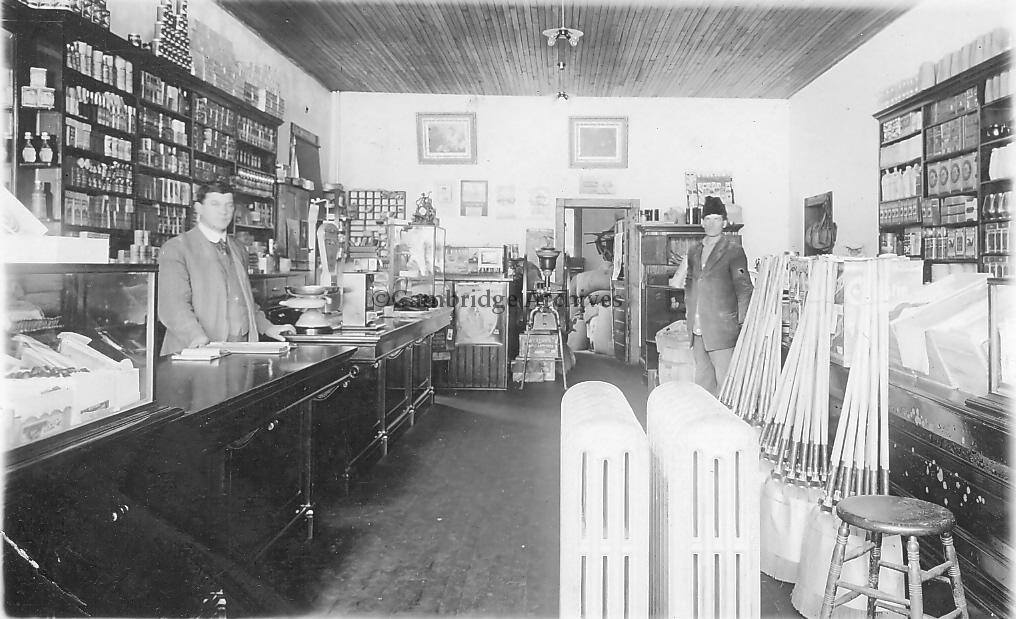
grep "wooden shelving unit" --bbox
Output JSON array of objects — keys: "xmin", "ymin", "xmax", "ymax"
[
  {"xmin": 875, "ymin": 51, "xmax": 1012, "ymax": 281},
  {"xmin": 5, "ymin": 0, "xmax": 283, "ymax": 260}
]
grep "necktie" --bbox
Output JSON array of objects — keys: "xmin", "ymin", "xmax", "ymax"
[{"xmin": 215, "ymin": 238, "xmax": 229, "ymax": 255}]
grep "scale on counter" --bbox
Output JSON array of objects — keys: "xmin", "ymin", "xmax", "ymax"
[{"xmin": 279, "ymin": 285, "xmax": 340, "ymax": 335}]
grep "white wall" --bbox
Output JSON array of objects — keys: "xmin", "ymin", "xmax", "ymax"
[
  {"xmin": 334, "ymin": 92, "xmax": 790, "ymax": 262},
  {"xmin": 107, "ymin": 0, "xmax": 334, "ymax": 181},
  {"xmin": 788, "ymin": 0, "xmax": 1014, "ymax": 256}
]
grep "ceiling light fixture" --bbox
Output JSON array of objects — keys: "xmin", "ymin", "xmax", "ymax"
[
  {"xmin": 544, "ymin": 2, "xmax": 580, "ymax": 101},
  {"xmin": 542, "ymin": 2, "xmax": 583, "ymax": 47}
]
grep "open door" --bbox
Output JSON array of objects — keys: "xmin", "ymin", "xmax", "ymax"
[{"xmin": 555, "ymin": 197, "xmax": 641, "ymax": 364}]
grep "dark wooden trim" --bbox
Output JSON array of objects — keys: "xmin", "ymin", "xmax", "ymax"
[
  {"xmin": 6, "ymin": 404, "xmax": 182, "ymax": 475},
  {"xmin": 290, "ymin": 122, "xmax": 320, "ymax": 147}
]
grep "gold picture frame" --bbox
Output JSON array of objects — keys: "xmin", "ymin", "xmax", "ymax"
[
  {"xmin": 417, "ymin": 113, "xmax": 477, "ymax": 165},
  {"xmin": 569, "ymin": 116, "xmax": 628, "ymax": 169}
]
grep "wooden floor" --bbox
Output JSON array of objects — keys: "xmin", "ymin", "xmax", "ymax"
[
  {"xmin": 259, "ymin": 352, "xmax": 964, "ymax": 618},
  {"xmin": 258, "ymin": 352, "xmax": 796, "ymax": 616}
]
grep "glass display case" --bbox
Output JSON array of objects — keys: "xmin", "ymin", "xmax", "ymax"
[
  {"xmin": 988, "ymin": 278, "xmax": 1013, "ymax": 398},
  {"xmin": 386, "ymin": 222, "xmax": 445, "ymax": 298},
  {"xmin": 3, "ymin": 264, "xmax": 159, "ymax": 456}
]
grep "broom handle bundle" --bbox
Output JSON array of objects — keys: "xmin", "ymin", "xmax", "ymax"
[
  {"xmin": 797, "ymin": 259, "xmax": 829, "ymax": 482},
  {"xmin": 721, "ymin": 254, "xmax": 787, "ymax": 424},
  {"xmin": 762, "ymin": 263, "xmax": 815, "ymax": 459},
  {"xmin": 821, "ymin": 257, "xmax": 897, "ymax": 507},
  {"xmin": 750, "ymin": 256, "xmax": 787, "ymax": 422},
  {"xmin": 720, "ymin": 255, "xmax": 770, "ymax": 406},
  {"xmin": 865, "ymin": 260, "xmax": 881, "ymax": 495},
  {"xmin": 833, "ymin": 264, "xmax": 872, "ymax": 503},
  {"xmin": 854, "ymin": 262, "xmax": 875, "ymax": 497},
  {"xmin": 769, "ymin": 260, "xmax": 825, "ymax": 478},
  {"xmin": 720, "ymin": 256, "xmax": 766, "ymax": 406},
  {"xmin": 761, "ymin": 259, "xmax": 813, "ymax": 450},
  {"xmin": 810, "ymin": 258, "xmax": 833, "ymax": 483},
  {"xmin": 878, "ymin": 258, "xmax": 891, "ymax": 494}
]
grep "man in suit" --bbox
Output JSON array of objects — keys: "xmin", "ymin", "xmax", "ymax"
[
  {"xmin": 684, "ymin": 196, "xmax": 754, "ymax": 395},
  {"xmin": 158, "ymin": 178, "xmax": 294, "ymax": 355}
]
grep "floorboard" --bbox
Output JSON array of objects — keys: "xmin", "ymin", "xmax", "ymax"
[{"xmin": 258, "ymin": 352, "xmax": 976, "ymax": 618}]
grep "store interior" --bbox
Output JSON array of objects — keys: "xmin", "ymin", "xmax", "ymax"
[{"xmin": 2, "ymin": 0, "xmax": 1012, "ymax": 617}]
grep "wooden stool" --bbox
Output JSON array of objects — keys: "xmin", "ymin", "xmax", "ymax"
[{"xmin": 820, "ymin": 495, "xmax": 969, "ymax": 619}]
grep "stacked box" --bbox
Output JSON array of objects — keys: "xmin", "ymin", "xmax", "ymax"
[
  {"xmin": 511, "ymin": 358, "xmax": 555, "ymax": 383},
  {"xmin": 519, "ymin": 333, "xmax": 559, "ymax": 358}
]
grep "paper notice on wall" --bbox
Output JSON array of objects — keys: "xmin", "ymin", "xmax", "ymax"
[
  {"xmin": 579, "ymin": 175, "xmax": 616, "ymax": 195},
  {"xmin": 494, "ymin": 185, "xmax": 517, "ymax": 219},
  {"xmin": 696, "ymin": 175, "xmax": 734, "ymax": 206},
  {"xmin": 528, "ymin": 186, "xmax": 552, "ymax": 219},
  {"xmin": 434, "ymin": 181, "xmax": 453, "ymax": 206}
]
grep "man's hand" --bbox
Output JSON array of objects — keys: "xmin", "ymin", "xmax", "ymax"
[
  {"xmin": 187, "ymin": 334, "xmax": 211, "ymax": 348},
  {"xmin": 264, "ymin": 324, "xmax": 296, "ymax": 341}
]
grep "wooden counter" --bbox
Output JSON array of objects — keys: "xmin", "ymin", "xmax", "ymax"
[
  {"xmin": 829, "ymin": 362, "xmax": 1011, "ymax": 617},
  {"xmin": 4, "ymin": 343, "xmax": 357, "ymax": 617},
  {"xmin": 293, "ymin": 308, "xmax": 453, "ymax": 489}
]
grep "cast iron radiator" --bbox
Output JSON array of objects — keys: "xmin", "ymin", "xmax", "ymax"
[
  {"xmin": 560, "ymin": 381, "xmax": 650, "ymax": 618},
  {"xmin": 648, "ymin": 381, "xmax": 761, "ymax": 619}
]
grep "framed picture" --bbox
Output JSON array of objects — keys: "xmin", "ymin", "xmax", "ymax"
[
  {"xmin": 460, "ymin": 180, "xmax": 488, "ymax": 216},
  {"xmin": 569, "ymin": 116, "xmax": 628, "ymax": 168},
  {"xmin": 417, "ymin": 113, "xmax": 477, "ymax": 165}
]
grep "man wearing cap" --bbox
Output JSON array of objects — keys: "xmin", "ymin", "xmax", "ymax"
[{"xmin": 684, "ymin": 196, "xmax": 754, "ymax": 395}]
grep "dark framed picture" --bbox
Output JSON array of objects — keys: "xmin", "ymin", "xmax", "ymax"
[
  {"xmin": 417, "ymin": 113, "xmax": 477, "ymax": 165},
  {"xmin": 569, "ymin": 116, "xmax": 628, "ymax": 168},
  {"xmin": 460, "ymin": 180, "xmax": 488, "ymax": 216}
]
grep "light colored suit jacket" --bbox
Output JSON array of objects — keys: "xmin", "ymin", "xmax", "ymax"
[
  {"xmin": 684, "ymin": 234, "xmax": 754, "ymax": 351},
  {"xmin": 158, "ymin": 227, "xmax": 272, "ymax": 355}
]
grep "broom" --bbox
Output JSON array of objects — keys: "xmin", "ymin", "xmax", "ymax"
[
  {"xmin": 791, "ymin": 258, "xmax": 905, "ymax": 618},
  {"xmin": 721, "ymin": 254, "xmax": 787, "ymax": 424},
  {"xmin": 760, "ymin": 257, "xmax": 831, "ymax": 582}
]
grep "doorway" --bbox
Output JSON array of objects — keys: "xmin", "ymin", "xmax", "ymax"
[{"xmin": 555, "ymin": 198, "xmax": 641, "ymax": 363}]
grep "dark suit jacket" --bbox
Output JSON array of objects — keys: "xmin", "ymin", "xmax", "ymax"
[
  {"xmin": 684, "ymin": 234, "xmax": 754, "ymax": 351},
  {"xmin": 158, "ymin": 227, "xmax": 272, "ymax": 355}
]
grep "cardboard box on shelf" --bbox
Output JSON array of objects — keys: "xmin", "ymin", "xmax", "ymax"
[{"xmin": 2, "ymin": 381, "xmax": 73, "ymax": 447}]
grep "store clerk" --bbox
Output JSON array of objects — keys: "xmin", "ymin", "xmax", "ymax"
[
  {"xmin": 157, "ymin": 178, "xmax": 294, "ymax": 355},
  {"xmin": 684, "ymin": 196, "xmax": 754, "ymax": 395}
]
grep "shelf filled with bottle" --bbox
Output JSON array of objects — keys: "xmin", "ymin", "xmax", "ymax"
[
  {"xmin": 193, "ymin": 96, "xmax": 236, "ymax": 136},
  {"xmin": 875, "ymin": 52, "xmax": 1013, "ymax": 282},
  {"xmin": 6, "ymin": 0, "xmax": 284, "ymax": 257},
  {"xmin": 17, "ymin": 130, "xmax": 59, "ymax": 167}
]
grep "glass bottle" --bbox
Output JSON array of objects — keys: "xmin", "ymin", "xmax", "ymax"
[
  {"xmin": 30, "ymin": 180, "xmax": 46, "ymax": 219},
  {"xmin": 38, "ymin": 132, "xmax": 53, "ymax": 164},
  {"xmin": 21, "ymin": 132, "xmax": 37, "ymax": 163}
]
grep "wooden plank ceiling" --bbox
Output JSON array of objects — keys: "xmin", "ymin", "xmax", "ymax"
[{"xmin": 217, "ymin": 0, "xmax": 911, "ymax": 98}]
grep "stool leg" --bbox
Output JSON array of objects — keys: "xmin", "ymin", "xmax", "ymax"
[
  {"xmin": 820, "ymin": 520, "xmax": 851, "ymax": 619},
  {"xmin": 866, "ymin": 531, "xmax": 883, "ymax": 619},
  {"xmin": 906, "ymin": 535, "xmax": 923, "ymax": 619},
  {"xmin": 941, "ymin": 532, "xmax": 969, "ymax": 619}
]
